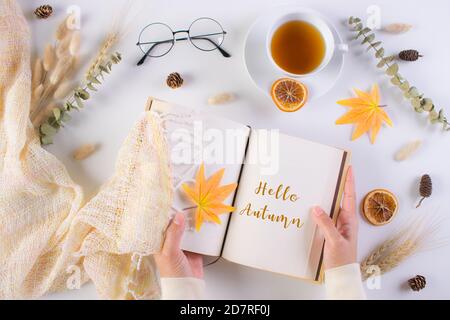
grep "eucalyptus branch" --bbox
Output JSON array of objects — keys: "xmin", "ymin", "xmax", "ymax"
[
  {"xmin": 348, "ymin": 16, "xmax": 449, "ymax": 131},
  {"xmin": 39, "ymin": 52, "xmax": 122, "ymax": 145}
]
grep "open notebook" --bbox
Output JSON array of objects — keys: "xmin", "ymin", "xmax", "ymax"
[{"xmin": 147, "ymin": 98, "xmax": 349, "ymax": 282}]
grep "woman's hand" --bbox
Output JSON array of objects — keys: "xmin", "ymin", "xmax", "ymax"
[
  {"xmin": 312, "ymin": 166, "xmax": 358, "ymax": 270},
  {"xmin": 154, "ymin": 212, "xmax": 204, "ymax": 279}
]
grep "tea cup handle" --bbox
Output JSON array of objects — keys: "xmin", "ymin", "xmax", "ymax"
[{"xmin": 337, "ymin": 43, "xmax": 349, "ymax": 53}]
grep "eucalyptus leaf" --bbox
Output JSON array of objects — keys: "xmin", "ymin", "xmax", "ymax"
[
  {"xmin": 385, "ymin": 55, "xmax": 396, "ymax": 63},
  {"xmin": 386, "ymin": 63, "xmax": 399, "ymax": 76},
  {"xmin": 357, "ymin": 28, "xmax": 371, "ymax": 38},
  {"xmin": 40, "ymin": 123, "xmax": 57, "ymax": 136},
  {"xmin": 438, "ymin": 109, "xmax": 445, "ymax": 121},
  {"xmin": 77, "ymin": 89, "xmax": 90, "ymax": 100},
  {"xmin": 75, "ymin": 95, "xmax": 84, "ymax": 109},
  {"xmin": 408, "ymin": 87, "xmax": 419, "ymax": 98},
  {"xmin": 400, "ymin": 81, "xmax": 410, "ymax": 92},
  {"xmin": 52, "ymin": 108, "xmax": 61, "ymax": 120},
  {"xmin": 355, "ymin": 23, "xmax": 363, "ymax": 31},
  {"xmin": 353, "ymin": 18, "xmax": 361, "ymax": 23},
  {"xmin": 361, "ymin": 33, "xmax": 375, "ymax": 44},
  {"xmin": 414, "ymin": 106, "xmax": 424, "ymax": 113},
  {"xmin": 349, "ymin": 17, "xmax": 354, "ymax": 24},
  {"xmin": 87, "ymin": 83, "xmax": 98, "ymax": 91},
  {"xmin": 371, "ymin": 41, "xmax": 382, "ymax": 49},
  {"xmin": 411, "ymin": 97, "xmax": 422, "ymax": 109},
  {"xmin": 375, "ymin": 48, "xmax": 385, "ymax": 58},
  {"xmin": 429, "ymin": 110, "xmax": 439, "ymax": 123},
  {"xmin": 421, "ymin": 98, "xmax": 433, "ymax": 111},
  {"xmin": 65, "ymin": 102, "xmax": 74, "ymax": 111},
  {"xmin": 88, "ymin": 76, "xmax": 101, "ymax": 84},
  {"xmin": 61, "ymin": 112, "xmax": 71, "ymax": 122},
  {"xmin": 99, "ymin": 65, "xmax": 110, "ymax": 74},
  {"xmin": 41, "ymin": 135, "xmax": 53, "ymax": 146},
  {"xmin": 377, "ymin": 59, "xmax": 386, "ymax": 68},
  {"xmin": 391, "ymin": 76, "xmax": 401, "ymax": 86}
]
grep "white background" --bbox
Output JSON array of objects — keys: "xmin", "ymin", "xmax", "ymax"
[{"xmin": 17, "ymin": 0, "xmax": 450, "ymax": 299}]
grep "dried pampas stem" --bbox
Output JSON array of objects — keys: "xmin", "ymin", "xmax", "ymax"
[{"xmin": 361, "ymin": 214, "xmax": 446, "ymax": 280}]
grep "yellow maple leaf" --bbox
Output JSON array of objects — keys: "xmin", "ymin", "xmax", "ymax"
[
  {"xmin": 182, "ymin": 164, "xmax": 237, "ymax": 232},
  {"xmin": 336, "ymin": 84, "xmax": 393, "ymax": 144}
]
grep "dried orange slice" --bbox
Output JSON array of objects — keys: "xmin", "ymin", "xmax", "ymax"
[
  {"xmin": 362, "ymin": 189, "xmax": 398, "ymax": 226},
  {"xmin": 271, "ymin": 78, "xmax": 308, "ymax": 112}
]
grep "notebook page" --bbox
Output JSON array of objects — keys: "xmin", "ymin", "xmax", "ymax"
[
  {"xmin": 151, "ymin": 101, "xmax": 250, "ymax": 257},
  {"xmin": 222, "ymin": 130, "xmax": 346, "ymax": 279}
]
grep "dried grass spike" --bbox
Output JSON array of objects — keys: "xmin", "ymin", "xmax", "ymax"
[
  {"xmin": 50, "ymin": 57, "xmax": 71, "ymax": 85},
  {"xmin": 56, "ymin": 33, "xmax": 73, "ymax": 58},
  {"xmin": 54, "ymin": 81, "xmax": 76, "ymax": 100},
  {"xmin": 208, "ymin": 92, "xmax": 236, "ymax": 105},
  {"xmin": 55, "ymin": 14, "xmax": 74, "ymax": 40},
  {"xmin": 43, "ymin": 44, "xmax": 56, "ymax": 71},
  {"xmin": 383, "ymin": 23, "xmax": 412, "ymax": 34},
  {"xmin": 69, "ymin": 31, "xmax": 81, "ymax": 55},
  {"xmin": 32, "ymin": 58, "xmax": 43, "ymax": 90},
  {"xmin": 73, "ymin": 144, "xmax": 98, "ymax": 160},
  {"xmin": 394, "ymin": 140, "xmax": 422, "ymax": 161},
  {"xmin": 32, "ymin": 84, "xmax": 44, "ymax": 101}
]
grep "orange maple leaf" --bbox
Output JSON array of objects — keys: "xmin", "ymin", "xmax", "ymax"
[
  {"xmin": 336, "ymin": 84, "xmax": 393, "ymax": 144},
  {"xmin": 182, "ymin": 164, "xmax": 237, "ymax": 232}
]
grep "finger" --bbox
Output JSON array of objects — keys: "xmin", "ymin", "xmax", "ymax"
[
  {"xmin": 342, "ymin": 166, "xmax": 356, "ymax": 217},
  {"xmin": 161, "ymin": 212, "xmax": 185, "ymax": 255},
  {"xmin": 311, "ymin": 206, "xmax": 341, "ymax": 243},
  {"xmin": 185, "ymin": 251, "xmax": 204, "ymax": 278}
]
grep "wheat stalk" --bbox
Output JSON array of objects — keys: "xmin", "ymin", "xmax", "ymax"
[
  {"xmin": 375, "ymin": 240, "xmax": 418, "ymax": 274},
  {"xmin": 84, "ymin": 0, "xmax": 138, "ymax": 79},
  {"xmin": 84, "ymin": 33, "xmax": 119, "ymax": 79},
  {"xmin": 361, "ymin": 213, "xmax": 447, "ymax": 281}
]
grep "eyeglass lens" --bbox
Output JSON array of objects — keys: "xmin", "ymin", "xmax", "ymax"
[{"xmin": 189, "ymin": 18, "xmax": 225, "ymax": 51}]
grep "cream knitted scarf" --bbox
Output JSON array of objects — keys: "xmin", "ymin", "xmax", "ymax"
[{"xmin": 0, "ymin": 0, "xmax": 172, "ymax": 299}]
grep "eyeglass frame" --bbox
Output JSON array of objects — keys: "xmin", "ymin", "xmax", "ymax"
[{"xmin": 136, "ymin": 17, "xmax": 231, "ymax": 66}]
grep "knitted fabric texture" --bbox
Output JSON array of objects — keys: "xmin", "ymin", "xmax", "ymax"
[{"xmin": 0, "ymin": 0, "xmax": 172, "ymax": 299}]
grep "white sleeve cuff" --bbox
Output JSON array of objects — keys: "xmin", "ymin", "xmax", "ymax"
[
  {"xmin": 160, "ymin": 277, "xmax": 205, "ymax": 300},
  {"xmin": 325, "ymin": 263, "xmax": 367, "ymax": 300}
]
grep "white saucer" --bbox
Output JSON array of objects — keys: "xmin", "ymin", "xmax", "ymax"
[{"xmin": 244, "ymin": 7, "xmax": 347, "ymax": 100}]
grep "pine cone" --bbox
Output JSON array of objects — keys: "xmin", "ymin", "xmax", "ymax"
[
  {"xmin": 399, "ymin": 50, "xmax": 422, "ymax": 62},
  {"xmin": 408, "ymin": 275, "xmax": 426, "ymax": 291},
  {"xmin": 416, "ymin": 174, "xmax": 432, "ymax": 208},
  {"xmin": 34, "ymin": 5, "xmax": 53, "ymax": 19},
  {"xmin": 166, "ymin": 72, "xmax": 184, "ymax": 89}
]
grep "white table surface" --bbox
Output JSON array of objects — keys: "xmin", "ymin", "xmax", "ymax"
[{"xmin": 17, "ymin": 0, "xmax": 450, "ymax": 300}]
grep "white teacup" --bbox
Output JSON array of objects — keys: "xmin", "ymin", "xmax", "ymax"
[{"xmin": 266, "ymin": 11, "xmax": 335, "ymax": 77}]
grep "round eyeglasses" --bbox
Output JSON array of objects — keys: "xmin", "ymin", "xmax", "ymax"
[{"xmin": 136, "ymin": 17, "xmax": 231, "ymax": 66}]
